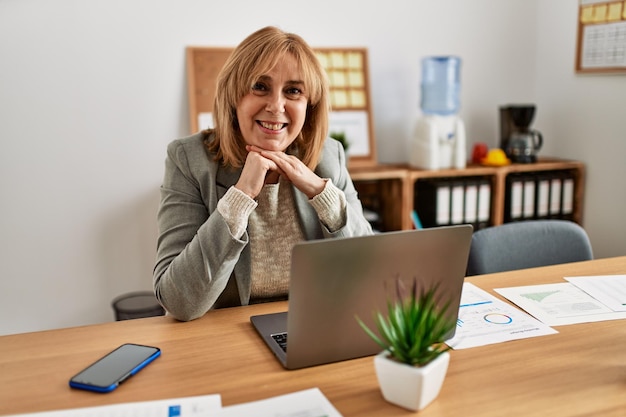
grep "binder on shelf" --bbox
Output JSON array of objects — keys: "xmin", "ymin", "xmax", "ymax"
[
  {"xmin": 561, "ymin": 175, "xmax": 575, "ymax": 220},
  {"xmin": 416, "ymin": 176, "xmax": 493, "ymax": 230},
  {"xmin": 464, "ymin": 181, "xmax": 478, "ymax": 226},
  {"xmin": 477, "ymin": 178, "xmax": 491, "ymax": 229},
  {"xmin": 435, "ymin": 181, "xmax": 451, "ymax": 226},
  {"xmin": 450, "ymin": 181, "xmax": 465, "ymax": 225},
  {"xmin": 415, "ymin": 179, "xmax": 452, "ymax": 228},
  {"xmin": 504, "ymin": 169, "xmax": 578, "ymax": 224},
  {"xmin": 523, "ymin": 176, "xmax": 536, "ymax": 219},
  {"xmin": 505, "ymin": 172, "xmax": 542, "ymax": 222},
  {"xmin": 507, "ymin": 174, "xmax": 524, "ymax": 222},
  {"xmin": 549, "ymin": 174, "xmax": 563, "ymax": 219},
  {"xmin": 535, "ymin": 173, "xmax": 551, "ymax": 220},
  {"xmin": 414, "ymin": 176, "xmax": 491, "ymax": 229}
]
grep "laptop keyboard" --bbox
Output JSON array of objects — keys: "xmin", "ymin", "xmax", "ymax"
[{"xmin": 271, "ymin": 332, "xmax": 288, "ymax": 352}]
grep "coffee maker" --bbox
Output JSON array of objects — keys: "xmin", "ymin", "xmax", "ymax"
[{"xmin": 499, "ymin": 105, "xmax": 543, "ymax": 163}]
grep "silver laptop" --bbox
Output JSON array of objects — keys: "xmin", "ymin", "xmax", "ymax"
[{"xmin": 250, "ymin": 225, "xmax": 473, "ymax": 370}]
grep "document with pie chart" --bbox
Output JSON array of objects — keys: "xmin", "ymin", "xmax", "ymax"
[{"xmin": 446, "ymin": 283, "xmax": 557, "ymax": 350}]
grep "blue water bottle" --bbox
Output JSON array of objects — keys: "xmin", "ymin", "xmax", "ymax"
[{"xmin": 420, "ymin": 56, "xmax": 461, "ymax": 115}]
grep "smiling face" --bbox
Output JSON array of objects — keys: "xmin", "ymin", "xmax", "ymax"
[{"xmin": 236, "ymin": 54, "xmax": 308, "ymax": 152}]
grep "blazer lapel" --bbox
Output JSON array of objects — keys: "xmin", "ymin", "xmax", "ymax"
[
  {"xmin": 215, "ymin": 165, "xmax": 241, "ymax": 201},
  {"xmin": 214, "ymin": 165, "xmax": 253, "ymax": 304}
]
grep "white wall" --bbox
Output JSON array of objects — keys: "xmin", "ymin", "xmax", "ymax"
[
  {"xmin": 534, "ymin": 1, "xmax": 626, "ymax": 261},
  {"xmin": 1, "ymin": 0, "xmax": 624, "ymax": 335}
]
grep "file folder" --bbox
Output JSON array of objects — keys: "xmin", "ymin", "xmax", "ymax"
[
  {"xmin": 450, "ymin": 181, "xmax": 465, "ymax": 225},
  {"xmin": 523, "ymin": 177, "xmax": 536, "ymax": 219},
  {"xmin": 536, "ymin": 174, "xmax": 551, "ymax": 219},
  {"xmin": 464, "ymin": 181, "xmax": 478, "ymax": 226},
  {"xmin": 509, "ymin": 176, "xmax": 524, "ymax": 221},
  {"xmin": 415, "ymin": 179, "xmax": 452, "ymax": 228},
  {"xmin": 549, "ymin": 175, "xmax": 563, "ymax": 218},
  {"xmin": 436, "ymin": 181, "xmax": 451, "ymax": 225},
  {"xmin": 477, "ymin": 179, "xmax": 491, "ymax": 229},
  {"xmin": 562, "ymin": 175, "xmax": 575, "ymax": 219},
  {"xmin": 416, "ymin": 176, "xmax": 496, "ymax": 229}
]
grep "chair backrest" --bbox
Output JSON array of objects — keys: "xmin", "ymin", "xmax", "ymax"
[
  {"xmin": 466, "ymin": 220, "xmax": 593, "ymax": 276},
  {"xmin": 111, "ymin": 291, "xmax": 165, "ymax": 321}
]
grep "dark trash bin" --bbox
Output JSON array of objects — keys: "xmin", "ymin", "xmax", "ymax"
[{"xmin": 112, "ymin": 291, "xmax": 165, "ymax": 321}]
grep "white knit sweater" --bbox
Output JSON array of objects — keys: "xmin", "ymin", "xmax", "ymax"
[{"xmin": 217, "ymin": 177, "xmax": 345, "ymax": 300}]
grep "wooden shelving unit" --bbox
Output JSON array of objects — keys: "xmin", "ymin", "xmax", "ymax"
[
  {"xmin": 350, "ymin": 158, "xmax": 585, "ymax": 232},
  {"xmin": 349, "ymin": 165, "xmax": 411, "ymax": 231}
]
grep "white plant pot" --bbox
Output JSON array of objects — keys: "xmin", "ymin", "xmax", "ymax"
[{"xmin": 374, "ymin": 350, "xmax": 450, "ymax": 411}]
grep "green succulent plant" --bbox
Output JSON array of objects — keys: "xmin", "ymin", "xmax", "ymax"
[
  {"xmin": 357, "ymin": 278, "xmax": 456, "ymax": 367},
  {"xmin": 329, "ymin": 131, "xmax": 349, "ymax": 151}
]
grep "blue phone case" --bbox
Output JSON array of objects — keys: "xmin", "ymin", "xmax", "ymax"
[{"xmin": 69, "ymin": 343, "xmax": 161, "ymax": 393}]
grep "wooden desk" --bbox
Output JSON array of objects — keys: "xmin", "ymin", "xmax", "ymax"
[{"xmin": 1, "ymin": 257, "xmax": 625, "ymax": 416}]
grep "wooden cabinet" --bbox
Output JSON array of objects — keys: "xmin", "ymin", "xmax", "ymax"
[
  {"xmin": 349, "ymin": 158, "xmax": 585, "ymax": 232},
  {"xmin": 348, "ymin": 165, "xmax": 411, "ymax": 231}
]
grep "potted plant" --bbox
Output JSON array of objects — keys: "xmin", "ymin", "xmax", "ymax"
[
  {"xmin": 329, "ymin": 131, "xmax": 349, "ymax": 152},
  {"xmin": 357, "ymin": 278, "xmax": 456, "ymax": 411}
]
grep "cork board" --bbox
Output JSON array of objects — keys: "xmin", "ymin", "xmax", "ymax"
[
  {"xmin": 186, "ymin": 46, "xmax": 377, "ymax": 167},
  {"xmin": 575, "ymin": 0, "xmax": 626, "ymax": 73}
]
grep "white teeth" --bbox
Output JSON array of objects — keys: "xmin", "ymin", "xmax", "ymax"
[{"xmin": 260, "ymin": 121, "xmax": 284, "ymax": 130}]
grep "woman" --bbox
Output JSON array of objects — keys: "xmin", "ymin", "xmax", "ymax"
[{"xmin": 154, "ymin": 26, "xmax": 373, "ymax": 321}]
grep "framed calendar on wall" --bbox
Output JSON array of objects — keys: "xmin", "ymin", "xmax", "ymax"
[
  {"xmin": 186, "ymin": 46, "xmax": 378, "ymax": 167},
  {"xmin": 576, "ymin": 0, "xmax": 626, "ymax": 73}
]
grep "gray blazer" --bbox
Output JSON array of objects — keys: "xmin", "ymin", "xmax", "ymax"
[{"xmin": 153, "ymin": 132, "xmax": 373, "ymax": 321}]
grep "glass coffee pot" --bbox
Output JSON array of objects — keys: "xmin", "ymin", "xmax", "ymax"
[
  {"xmin": 507, "ymin": 129, "xmax": 543, "ymax": 163},
  {"xmin": 500, "ymin": 105, "xmax": 543, "ymax": 163}
]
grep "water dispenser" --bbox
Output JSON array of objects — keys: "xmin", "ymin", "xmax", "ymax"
[{"xmin": 409, "ymin": 56, "xmax": 466, "ymax": 170}]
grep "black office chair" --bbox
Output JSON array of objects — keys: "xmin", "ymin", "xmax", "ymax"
[
  {"xmin": 111, "ymin": 291, "xmax": 165, "ymax": 321},
  {"xmin": 466, "ymin": 220, "xmax": 593, "ymax": 276}
]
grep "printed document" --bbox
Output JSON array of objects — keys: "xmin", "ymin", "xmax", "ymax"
[
  {"xmin": 446, "ymin": 283, "xmax": 557, "ymax": 350},
  {"xmin": 565, "ymin": 275, "xmax": 626, "ymax": 312},
  {"xmin": 210, "ymin": 388, "xmax": 342, "ymax": 417},
  {"xmin": 6, "ymin": 394, "xmax": 221, "ymax": 417},
  {"xmin": 6, "ymin": 389, "xmax": 341, "ymax": 417},
  {"xmin": 496, "ymin": 275, "xmax": 626, "ymax": 326}
]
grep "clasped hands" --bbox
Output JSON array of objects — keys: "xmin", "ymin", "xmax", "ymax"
[{"xmin": 235, "ymin": 145, "xmax": 326, "ymax": 200}]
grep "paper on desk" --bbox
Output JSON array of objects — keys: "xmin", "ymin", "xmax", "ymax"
[
  {"xmin": 565, "ymin": 275, "xmax": 626, "ymax": 312},
  {"xmin": 445, "ymin": 283, "xmax": 558, "ymax": 350},
  {"xmin": 5, "ymin": 394, "xmax": 221, "ymax": 417},
  {"xmin": 211, "ymin": 388, "xmax": 342, "ymax": 417},
  {"xmin": 495, "ymin": 280, "xmax": 626, "ymax": 326},
  {"xmin": 8, "ymin": 389, "xmax": 340, "ymax": 417}
]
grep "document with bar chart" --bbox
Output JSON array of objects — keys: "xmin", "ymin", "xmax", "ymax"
[{"xmin": 497, "ymin": 277, "xmax": 626, "ymax": 326}]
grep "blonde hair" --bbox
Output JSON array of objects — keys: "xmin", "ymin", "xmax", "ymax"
[{"xmin": 205, "ymin": 26, "xmax": 330, "ymax": 169}]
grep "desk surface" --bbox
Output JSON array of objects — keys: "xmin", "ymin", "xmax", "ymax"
[{"xmin": 1, "ymin": 256, "xmax": 626, "ymax": 417}]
